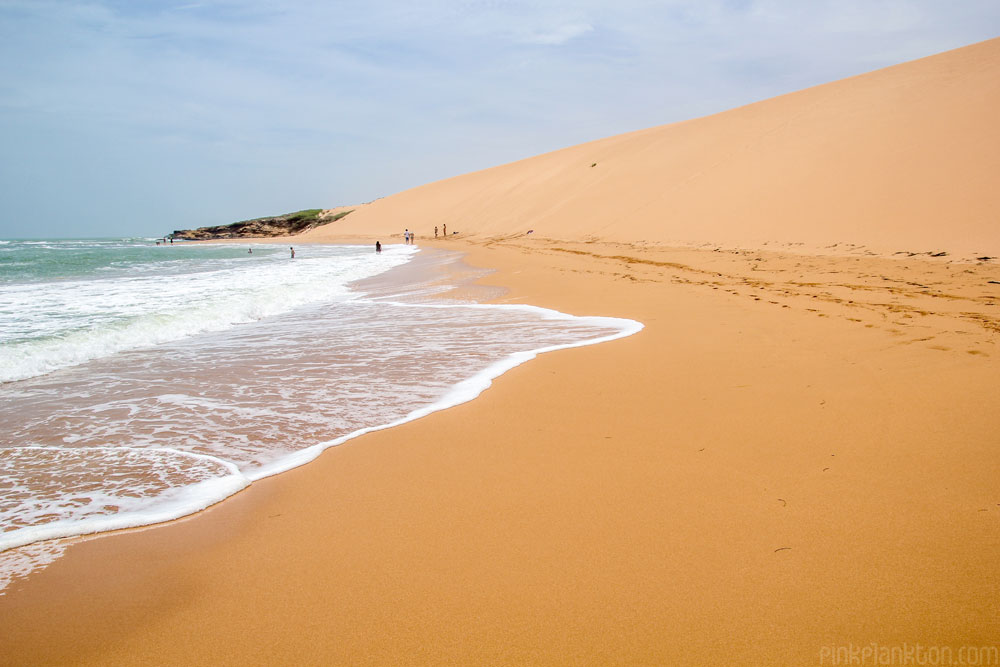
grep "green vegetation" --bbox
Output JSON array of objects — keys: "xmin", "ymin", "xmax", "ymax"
[
  {"xmin": 285, "ymin": 209, "xmax": 324, "ymax": 223},
  {"xmin": 323, "ymin": 209, "xmax": 353, "ymax": 224},
  {"xmin": 263, "ymin": 208, "xmax": 353, "ymax": 229}
]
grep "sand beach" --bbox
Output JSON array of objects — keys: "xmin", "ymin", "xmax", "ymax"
[{"xmin": 3, "ymin": 37, "xmax": 999, "ymax": 666}]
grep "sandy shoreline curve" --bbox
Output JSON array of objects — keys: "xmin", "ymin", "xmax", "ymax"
[{"xmin": 0, "ymin": 246, "xmax": 638, "ymax": 561}]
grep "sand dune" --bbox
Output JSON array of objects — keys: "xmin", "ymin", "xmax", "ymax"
[{"xmin": 305, "ymin": 37, "xmax": 1000, "ymax": 256}]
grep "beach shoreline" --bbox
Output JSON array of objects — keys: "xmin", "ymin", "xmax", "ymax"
[
  {"xmin": 3, "ymin": 235, "xmax": 997, "ymax": 665},
  {"xmin": 0, "ymin": 243, "xmax": 634, "ymax": 584}
]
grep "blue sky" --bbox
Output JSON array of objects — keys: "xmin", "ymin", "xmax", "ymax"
[{"xmin": 1, "ymin": 1, "xmax": 998, "ymax": 238}]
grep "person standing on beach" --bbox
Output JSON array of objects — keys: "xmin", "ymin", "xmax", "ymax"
[
  {"xmin": 404, "ymin": 229, "xmax": 410, "ymax": 245},
  {"xmin": 290, "ymin": 247, "xmax": 295, "ymax": 258},
  {"xmin": 434, "ymin": 226, "xmax": 438, "ymax": 238},
  {"xmin": 442, "ymin": 223, "xmax": 447, "ymax": 237},
  {"xmin": 375, "ymin": 241, "xmax": 381, "ymax": 254}
]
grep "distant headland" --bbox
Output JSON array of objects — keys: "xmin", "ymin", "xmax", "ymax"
[{"xmin": 171, "ymin": 207, "xmax": 353, "ymax": 240}]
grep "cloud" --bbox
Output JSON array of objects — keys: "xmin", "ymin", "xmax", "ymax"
[{"xmin": 523, "ymin": 22, "xmax": 595, "ymax": 45}]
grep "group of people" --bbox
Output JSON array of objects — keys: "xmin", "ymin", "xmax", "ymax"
[
  {"xmin": 402, "ymin": 224, "xmax": 454, "ymax": 244},
  {"xmin": 372, "ymin": 225, "xmax": 456, "ymax": 254}
]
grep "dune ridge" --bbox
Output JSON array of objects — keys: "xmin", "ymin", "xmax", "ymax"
[{"xmin": 303, "ymin": 37, "xmax": 1000, "ymax": 256}]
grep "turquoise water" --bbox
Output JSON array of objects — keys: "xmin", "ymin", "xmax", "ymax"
[
  {"xmin": 0, "ymin": 239, "xmax": 401, "ymax": 381},
  {"xmin": 0, "ymin": 238, "xmax": 276, "ymax": 284}
]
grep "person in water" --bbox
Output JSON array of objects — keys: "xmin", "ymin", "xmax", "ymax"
[
  {"xmin": 375, "ymin": 241, "xmax": 381, "ymax": 254},
  {"xmin": 290, "ymin": 247, "xmax": 295, "ymax": 258}
]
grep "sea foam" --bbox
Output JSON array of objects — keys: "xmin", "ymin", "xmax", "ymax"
[{"xmin": 0, "ymin": 243, "xmax": 415, "ymax": 383}]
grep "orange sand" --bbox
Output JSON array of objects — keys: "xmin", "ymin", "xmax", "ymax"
[{"xmin": 3, "ymin": 38, "xmax": 999, "ymax": 666}]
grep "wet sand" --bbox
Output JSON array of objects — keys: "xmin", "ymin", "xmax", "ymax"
[{"xmin": 3, "ymin": 237, "xmax": 998, "ymax": 665}]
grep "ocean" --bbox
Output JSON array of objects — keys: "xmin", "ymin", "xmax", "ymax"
[{"xmin": 0, "ymin": 238, "xmax": 641, "ymax": 592}]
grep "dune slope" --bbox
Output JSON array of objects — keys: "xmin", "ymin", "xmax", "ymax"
[{"xmin": 305, "ymin": 37, "xmax": 1000, "ymax": 256}]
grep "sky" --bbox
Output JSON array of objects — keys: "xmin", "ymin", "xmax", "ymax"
[{"xmin": 1, "ymin": 1, "xmax": 998, "ymax": 238}]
